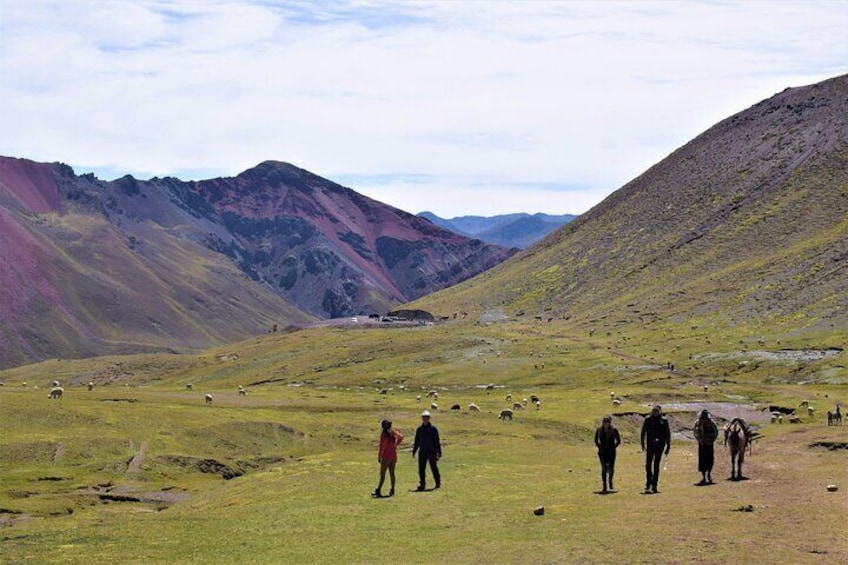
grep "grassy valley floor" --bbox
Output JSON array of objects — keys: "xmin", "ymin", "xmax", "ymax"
[{"xmin": 1, "ymin": 320, "xmax": 846, "ymax": 564}]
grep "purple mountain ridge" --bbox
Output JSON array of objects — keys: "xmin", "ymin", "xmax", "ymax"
[{"xmin": 0, "ymin": 157, "xmax": 515, "ymax": 368}]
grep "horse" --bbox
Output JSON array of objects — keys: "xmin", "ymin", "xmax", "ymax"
[{"xmin": 724, "ymin": 418, "xmax": 753, "ymax": 480}]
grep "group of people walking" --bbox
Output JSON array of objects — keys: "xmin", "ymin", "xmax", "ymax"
[
  {"xmin": 374, "ymin": 404, "xmax": 722, "ymax": 497},
  {"xmin": 595, "ymin": 404, "xmax": 719, "ymax": 494}
]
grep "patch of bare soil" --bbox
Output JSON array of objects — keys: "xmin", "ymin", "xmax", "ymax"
[
  {"xmin": 616, "ymin": 402, "xmax": 770, "ymax": 441},
  {"xmin": 478, "ymin": 309, "xmax": 508, "ymax": 324},
  {"xmin": 696, "ymin": 348, "xmax": 843, "ymax": 364},
  {"xmin": 747, "ymin": 349, "xmax": 843, "ymax": 362},
  {"xmin": 127, "ymin": 440, "xmax": 148, "ymax": 475},
  {"xmin": 809, "ymin": 441, "xmax": 848, "ymax": 451},
  {"xmin": 0, "ymin": 509, "xmax": 30, "ymax": 528},
  {"xmin": 612, "ymin": 412, "xmax": 648, "ymax": 428},
  {"xmin": 158, "ymin": 455, "xmax": 243, "ymax": 479},
  {"xmin": 52, "ymin": 442, "xmax": 65, "ymax": 463},
  {"xmin": 82, "ymin": 482, "xmax": 190, "ymax": 507},
  {"xmin": 97, "ymin": 490, "xmax": 190, "ymax": 506},
  {"xmin": 661, "ymin": 401, "xmax": 771, "ymax": 424},
  {"xmin": 156, "ymin": 453, "xmax": 293, "ymax": 480}
]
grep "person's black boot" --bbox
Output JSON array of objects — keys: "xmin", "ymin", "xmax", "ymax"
[
  {"xmin": 372, "ymin": 489, "xmax": 382, "ymax": 498},
  {"xmin": 388, "ymin": 488, "xmax": 394, "ymax": 497}
]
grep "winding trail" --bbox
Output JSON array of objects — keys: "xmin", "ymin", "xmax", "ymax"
[{"xmin": 570, "ymin": 335, "xmax": 694, "ymax": 379}]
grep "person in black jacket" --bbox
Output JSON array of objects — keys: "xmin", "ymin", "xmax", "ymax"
[
  {"xmin": 693, "ymin": 409, "xmax": 719, "ymax": 484},
  {"xmin": 594, "ymin": 415, "xmax": 621, "ymax": 493},
  {"xmin": 412, "ymin": 410, "xmax": 442, "ymax": 490},
  {"xmin": 640, "ymin": 404, "xmax": 671, "ymax": 493}
]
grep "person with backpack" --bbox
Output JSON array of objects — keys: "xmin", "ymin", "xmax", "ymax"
[
  {"xmin": 641, "ymin": 404, "xmax": 671, "ymax": 493},
  {"xmin": 693, "ymin": 409, "xmax": 719, "ymax": 484},
  {"xmin": 373, "ymin": 419, "xmax": 404, "ymax": 498},
  {"xmin": 594, "ymin": 415, "xmax": 621, "ymax": 493}
]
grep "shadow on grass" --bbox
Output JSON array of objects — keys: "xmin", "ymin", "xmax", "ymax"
[
  {"xmin": 408, "ymin": 487, "xmax": 438, "ymax": 493},
  {"xmin": 594, "ymin": 490, "xmax": 617, "ymax": 495}
]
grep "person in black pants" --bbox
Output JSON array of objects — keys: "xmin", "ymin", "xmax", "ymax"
[
  {"xmin": 594, "ymin": 415, "xmax": 621, "ymax": 493},
  {"xmin": 640, "ymin": 404, "xmax": 671, "ymax": 493},
  {"xmin": 412, "ymin": 410, "xmax": 442, "ymax": 490}
]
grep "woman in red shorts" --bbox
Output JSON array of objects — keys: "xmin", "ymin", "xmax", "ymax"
[{"xmin": 374, "ymin": 419, "xmax": 404, "ymax": 497}]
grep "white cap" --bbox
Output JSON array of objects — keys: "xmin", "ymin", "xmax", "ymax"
[{"xmin": 422, "ymin": 410, "xmax": 431, "ymax": 417}]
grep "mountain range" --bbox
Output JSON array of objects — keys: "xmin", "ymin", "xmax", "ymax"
[
  {"xmin": 413, "ymin": 74, "xmax": 848, "ymax": 335},
  {"xmin": 418, "ymin": 212, "xmax": 576, "ymax": 249},
  {"xmin": 3, "ymin": 73, "xmax": 846, "ymax": 370},
  {"xmin": 0, "ymin": 159, "xmax": 514, "ymax": 369}
]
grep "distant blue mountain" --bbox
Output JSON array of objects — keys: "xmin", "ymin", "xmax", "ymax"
[{"xmin": 417, "ymin": 211, "xmax": 577, "ymax": 249}]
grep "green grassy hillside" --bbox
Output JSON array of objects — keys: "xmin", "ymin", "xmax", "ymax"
[
  {"xmin": 0, "ymin": 209, "xmax": 314, "ymax": 369},
  {"xmin": 408, "ymin": 75, "xmax": 847, "ymax": 341},
  {"xmin": 1, "ymin": 320, "xmax": 845, "ymax": 564}
]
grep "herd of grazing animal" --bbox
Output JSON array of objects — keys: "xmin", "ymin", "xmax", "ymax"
[
  {"xmin": 38, "ymin": 379, "xmax": 249, "ymax": 406},
  {"xmin": 34, "ymin": 378, "xmax": 843, "ymax": 434},
  {"xmin": 377, "ymin": 387, "xmax": 543, "ymax": 421},
  {"xmin": 357, "ymin": 384, "xmax": 545, "ymax": 421}
]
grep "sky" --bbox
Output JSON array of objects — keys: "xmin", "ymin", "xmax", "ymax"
[{"xmin": 1, "ymin": 1, "xmax": 846, "ymax": 218}]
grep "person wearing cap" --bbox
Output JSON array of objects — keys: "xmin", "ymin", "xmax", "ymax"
[
  {"xmin": 373, "ymin": 419, "xmax": 404, "ymax": 498},
  {"xmin": 693, "ymin": 409, "xmax": 719, "ymax": 484},
  {"xmin": 594, "ymin": 415, "xmax": 621, "ymax": 493},
  {"xmin": 640, "ymin": 404, "xmax": 671, "ymax": 493},
  {"xmin": 412, "ymin": 410, "xmax": 442, "ymax": 491}
]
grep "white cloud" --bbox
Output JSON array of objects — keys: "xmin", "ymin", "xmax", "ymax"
[{"xmin": 0, "ymin": 0, "xmax": 845, "ymax": 217}]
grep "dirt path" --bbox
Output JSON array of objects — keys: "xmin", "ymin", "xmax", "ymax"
[
  {"xmin": 571, "ymin": 335, "xmax": 694, "ymax": 378},
  {"xmin": 127, "ymin": 440, "xmax": 148, "ymax": 475},
  {"xmin": 52, "ymin": 442, "xmax": 65, "ymax": 463}
]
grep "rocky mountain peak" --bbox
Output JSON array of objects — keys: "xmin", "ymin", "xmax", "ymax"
[{"xmin": 0, "ymin": 155, "xmax": 515, "ymax": 368}]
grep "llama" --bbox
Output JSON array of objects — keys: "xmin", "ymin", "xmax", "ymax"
[{"xmin": 724, "ymin": 418, "xmax": 753, "ymax": 480}]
